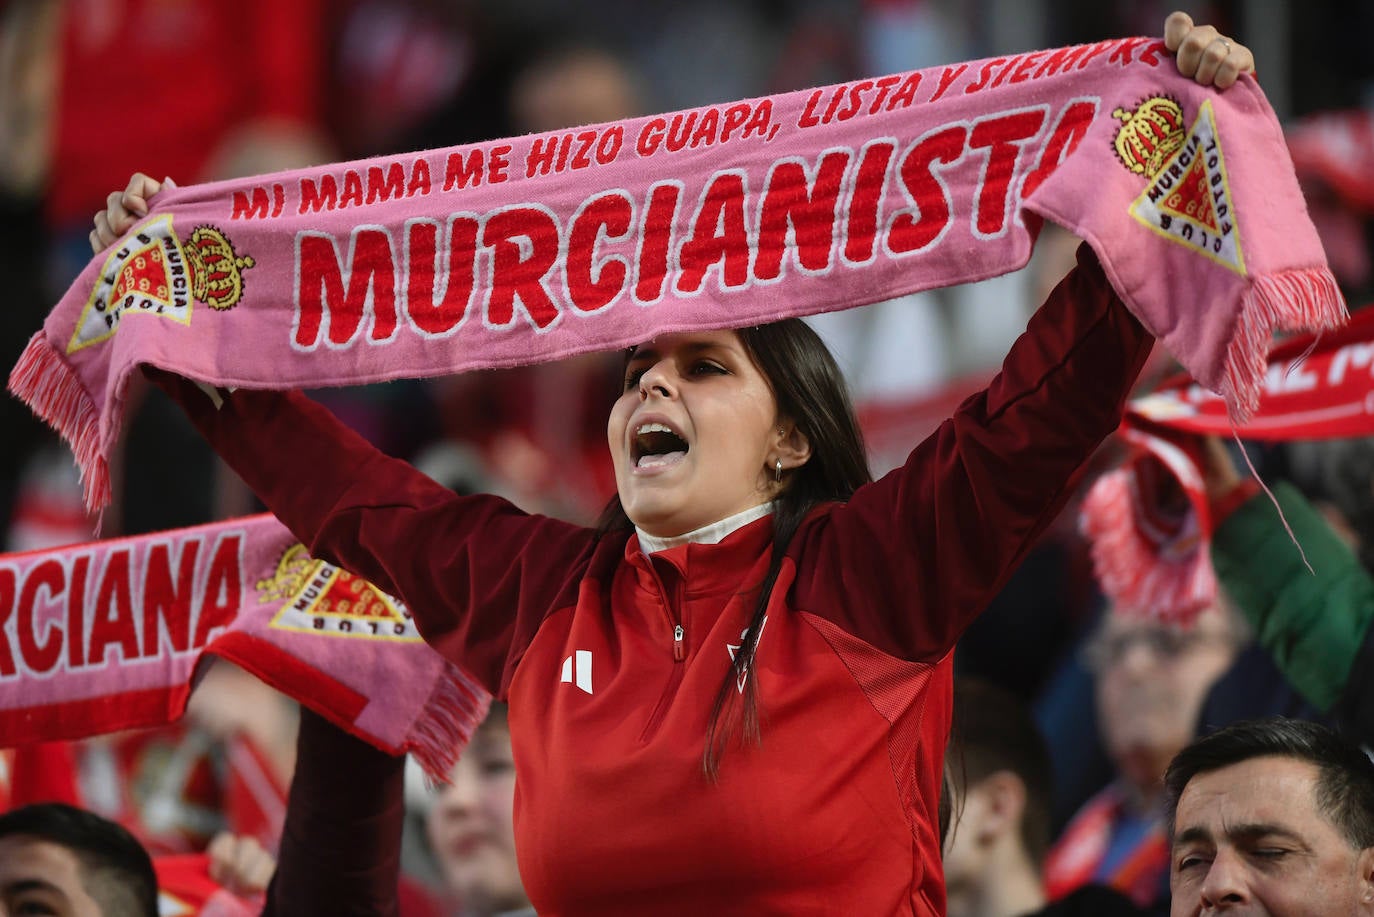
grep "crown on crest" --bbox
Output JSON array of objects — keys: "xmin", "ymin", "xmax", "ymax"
[
  {"xmin": 1112, "ymin": 96, "xmax": 1185, "ymax": 177},
  {"xmin": 256, "ymin": 544, "xmax": 314, "ymax": 603},
  {"xmin": 186, "ymin": 226, "xmax": 255, "ymax": 310}
]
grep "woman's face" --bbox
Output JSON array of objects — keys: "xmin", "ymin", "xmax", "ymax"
[
  {"xmin": 608, "ymin": 329, "xmax": 786, "ymax": 537},
  {"xmin": 427, "ymin": 720, "xmax": 526, "ymax": 913}
]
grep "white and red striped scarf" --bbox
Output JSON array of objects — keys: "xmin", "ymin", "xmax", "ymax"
[{"xmin": 1083, "ymin": 306, "xmax": 1374, "ymax": 622}]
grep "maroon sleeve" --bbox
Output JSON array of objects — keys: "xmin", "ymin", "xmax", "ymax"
[
  {"xmin": 152, "ymin": 376, "xmax": 596, "ymax": 693},
  {"xmin": 791, "ymin": 245, "xmax": 1152, "ymax": 661},
  {"xmin": 262, "ymin": 708, "xmax": 403, "ymax": 917}
]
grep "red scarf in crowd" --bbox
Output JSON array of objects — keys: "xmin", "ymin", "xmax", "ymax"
[
  {"xmin": 1043, "ymin": 782, "xmax": 1168, "ymax": 907},
  {"xmin": 154, "ymin": 855, "xmax": 260, "ymax": 917},
  {"xmin": 1082, "ymin": 305, "xmax": 1374, "ymax": 622}
]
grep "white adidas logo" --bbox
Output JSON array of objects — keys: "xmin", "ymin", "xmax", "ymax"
[{"xmin": 560, "ymin": 650, "xmax": 593, "ymax": 694}]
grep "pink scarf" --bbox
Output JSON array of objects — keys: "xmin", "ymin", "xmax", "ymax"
[
  {"xmin": 10, "ymin": 39, "xmax": 1344, "ymax": 512},
  {"xmin": 0, "ymin": 516, "xmax": 488, "ymax": 779}
]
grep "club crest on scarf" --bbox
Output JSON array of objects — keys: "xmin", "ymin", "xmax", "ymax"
[
  {"xmin": 1114, "ymin": 98, "xmax": 1245, "ymax": 275},
  {"xmin": 256, "ymin": 544, "xmax": 421, "ymax": 641},
  {"xmin": 68, "ymin": 216, "xmax": 255, "ymax": 354}
]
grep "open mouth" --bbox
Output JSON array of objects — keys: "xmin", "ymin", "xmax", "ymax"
[{"xmin": 632, "ymin": 422, "xmax": 689, "ymax": 469}]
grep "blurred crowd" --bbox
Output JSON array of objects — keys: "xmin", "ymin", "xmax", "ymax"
[{"xmin": 2, "ymin": 0, "xmax": 1374, "ymax": 914}]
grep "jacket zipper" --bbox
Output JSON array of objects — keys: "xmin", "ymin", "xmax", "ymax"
[
  {"xmin": 639, "ymin": 659, "xmax": 686, "ymax": 743},
  {"xmin": 639, "ymin": 561, "xmax": 686, "ymax": 742}
]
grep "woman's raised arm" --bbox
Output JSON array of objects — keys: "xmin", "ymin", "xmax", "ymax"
[
  {"xmin": 791, "ymin": 13, "xmax": 1256, "ymax": 662},
  {"xmin": 92, "ymin": 180, "xmax": 596, "ymax": 694}
]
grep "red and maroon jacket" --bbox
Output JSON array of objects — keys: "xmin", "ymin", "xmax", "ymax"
[{"xmin": 170, "ymin": 247, "xmax": 1150, "ymax": 916}]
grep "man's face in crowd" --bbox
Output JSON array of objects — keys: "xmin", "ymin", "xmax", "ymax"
[
  {"xmin": 1170, "ymin": 755, "xmax": 1374, "ymax": 916},
  {"xmin": 0, "ymin": 836, "xmax": 105, "ymax": 917}
]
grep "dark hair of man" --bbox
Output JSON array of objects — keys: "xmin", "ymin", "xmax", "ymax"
[
  {"xmin": 0, "ymin": 802, "xmax": 158, "ymax": 917},
  {"xmin": 1163, "ymin": 717, "xmax": 1374, "ymax": 849},
  {"xmin": 947, "ymin": 677, "xmax": 1055, "ymax": 867},
  {"xmin": 597, "ymin": 318, "xmax": 873, "ymax": 778}
]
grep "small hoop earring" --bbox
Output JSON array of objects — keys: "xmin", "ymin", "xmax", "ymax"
[{"xmin": 775, "ymin": 459, "xmax": 783, "ymax": 483}]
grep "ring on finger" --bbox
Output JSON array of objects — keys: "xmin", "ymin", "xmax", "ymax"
[{"xmin": 1217, "ymin": 37, "xmax": 1231, "ymax": 53}]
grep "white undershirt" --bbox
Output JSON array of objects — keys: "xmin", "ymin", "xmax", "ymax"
[{"xmin": 636, "ymin": 502, "xmax": 776, "ymax": 554}]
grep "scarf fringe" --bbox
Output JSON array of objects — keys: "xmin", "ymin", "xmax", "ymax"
[
  {"xmin": 1220, "ymin": 268, "xmax": 1348, "ymax": 422},
  {"xmin": 406, "ymin": 661, "xmax": 493, "ymax": 783},
  {"xmin": 7, "ymin": 332, "xmax": 110, "ymax": 512},
  {"xmin": 1080, "ymin": 469, "xmax": 1216, "ymax": 625}
]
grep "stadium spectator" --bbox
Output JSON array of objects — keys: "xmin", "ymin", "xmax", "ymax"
[
  {"xmin": 946, "ymin": 678, "xmax": 1143, "ymax": 917},
  {"xmin": 1165, "ymin": 717, "xmax": 1374, "ymax": 915},
  {"xmin": 1044, "ymin": 603, "xmax": 1247, "ymax": 909}
]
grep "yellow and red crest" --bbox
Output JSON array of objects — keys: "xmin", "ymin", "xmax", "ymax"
[
  {"xmin": 1116, "ymin": 98, "xmax": 1246, "ymax": 276},
  {"xmin": 68, "ymin": 216, "xmax": 255, "ymax": 353},
  {"xmin": 257, "ymin": 544, "xmax": 422, "ymax": 641},
  {"xmin": 1112, "ymin": 96, "xmax": 1185, "ymax": 176}
]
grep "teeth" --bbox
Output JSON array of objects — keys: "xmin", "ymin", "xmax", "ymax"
[{"xmin": 632, "ymin": 420, "xmax": 688, "ymax": 469}]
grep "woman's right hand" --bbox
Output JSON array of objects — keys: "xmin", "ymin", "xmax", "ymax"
[{"xmin": 89, "ymin": 172, "xmax": 173, "ymax": 253}]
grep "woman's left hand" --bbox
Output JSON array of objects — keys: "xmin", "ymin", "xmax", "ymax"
[{"xmin": 1164, "ymin": 11, "xmax": 1256, "ymax": 89}]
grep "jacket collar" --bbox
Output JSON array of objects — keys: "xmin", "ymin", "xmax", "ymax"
[
  {"xmin": 634, "ymin": 502, "xmax": 776, "ymax": 554},
  {"xmin": 625, "ymin": 507, "xmax": 776, "ymax": 597}
]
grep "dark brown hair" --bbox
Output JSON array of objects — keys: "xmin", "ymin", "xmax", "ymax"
[
  {"xmin": 947, "ymin": 677, "xmax": 1055, "ymax": 867},
  {"xmin": 1164, "ymin": 717, "xmax": 1374, "ymax": 848},
  {"xmin": 0, "ymin": 803, "xmax": 158, "ymax": 917}
]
